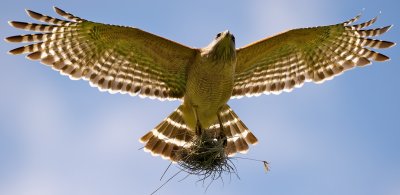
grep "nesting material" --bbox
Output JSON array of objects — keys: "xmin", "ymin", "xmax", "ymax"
[{"xmin": 176, "ymin": 132, "xmax": 237, "ymax": 181}]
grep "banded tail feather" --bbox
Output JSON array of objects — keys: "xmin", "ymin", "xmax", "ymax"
[
  {"xmin": 140, "ymin": 105, "xmax": 194, "ymax": 161},
  {"xmin": 140, "ymin": 104, "xmax": 258, "ymax": 161},
  {"xmin": 210, "ymin": 104, "xmax": 258, "ymax": 156}
]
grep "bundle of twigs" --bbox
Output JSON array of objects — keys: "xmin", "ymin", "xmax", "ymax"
[
  {"xmin": 151, "ymin": 132, "xmax": 269, "ymax": 194},
  {"xmin": 177, "ymin": 132, "xmax": 237, "ymax": 182}
]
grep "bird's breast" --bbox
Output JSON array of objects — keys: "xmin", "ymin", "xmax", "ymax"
[{"xmin": 183, "ymin": 58, "xmax": 235, "ymax": 128}]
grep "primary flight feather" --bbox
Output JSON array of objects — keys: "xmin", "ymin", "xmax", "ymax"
[{"xmin": 6, "ymin": 7, "xmax": 395, "ymax": 161}]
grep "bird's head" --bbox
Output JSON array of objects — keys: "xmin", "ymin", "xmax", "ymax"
[{"xmin": 202, "ymin": 30, "xmax": 236, "ymax": 62}]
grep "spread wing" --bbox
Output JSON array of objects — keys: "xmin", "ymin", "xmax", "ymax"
[
  {"xmin": 232, "ymin": 14, "xmax": 395, "ymax": 98},
  {"xmin": 6, "ymin": 7, "xmax": 199, "ymax": 100}
]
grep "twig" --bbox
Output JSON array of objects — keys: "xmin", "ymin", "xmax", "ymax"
[{"xmin": 150, "ymin": 170, "xmax": 182, "ymax": 195}]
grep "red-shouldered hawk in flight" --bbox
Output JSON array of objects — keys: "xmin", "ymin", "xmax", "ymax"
[{"xmin": 6, "ymin": 7, "xmax": 395, "ymax": 162}]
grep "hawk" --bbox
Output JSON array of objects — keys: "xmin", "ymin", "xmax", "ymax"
[{"xmin": 6, "ymin": 7, "xmax": 395, "ymax": 162}]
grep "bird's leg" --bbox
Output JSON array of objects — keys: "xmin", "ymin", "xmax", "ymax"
[
  {"xmin": 217, "ymin": 111, "xmax": 227, "ymax": 146},
  {"xmin": 193, "ymin": 106, "xmax": 202, "ymax": 136}
]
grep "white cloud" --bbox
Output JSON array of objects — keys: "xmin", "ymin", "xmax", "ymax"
[
  {"xmin": 1, "ymin": 172, "xmax": 62, "ymax": 195},
  {"xmin": 237, "ymin": 0, "xmax": 338, "ymax": 48},
  {"xmin": 390, "ymin": 186, "xmax": 400, "ymax": 195},
  {"xmin": 0, "ymin": 83, "xmax": 70, "ymax": 195}
]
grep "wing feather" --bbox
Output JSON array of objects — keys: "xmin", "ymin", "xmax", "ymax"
[
  {"xmin": 6, "ymin": 7, "xmax": 198, "ymax": 100},
  {"xmin": 233, "ymin": 14, "xmax": 394, "ymax": 98}
]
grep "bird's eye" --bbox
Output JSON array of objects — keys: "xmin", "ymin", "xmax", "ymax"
[
  {"xmin": 216, "ymin": 33, "xmax": 222, "ymax": 39},
  {"xmin": 232, "ymin": 35, "xmax": 235, "ymax": 43}
]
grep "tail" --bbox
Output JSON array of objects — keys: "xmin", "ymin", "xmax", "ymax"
[
  {"xmin": 210, "ymin": 104, "xmax": 258, "ymax": 156},
  {"xmin": 140, "ymin": 105, "xmax": 193, "ymax": 162},
  {"xmin": 140, "ymin": 104, "xmax": 258, "ymax": 161}
]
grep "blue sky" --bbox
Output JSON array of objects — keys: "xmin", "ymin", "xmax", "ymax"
[{"xmin": 0, "ymin": 0, "xmax": 399, "ymax": 195}]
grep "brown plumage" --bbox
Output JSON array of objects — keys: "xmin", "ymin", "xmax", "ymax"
[{"xmin": 6, "ymin": 7, "xmax": 394, "ymax": 163}]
